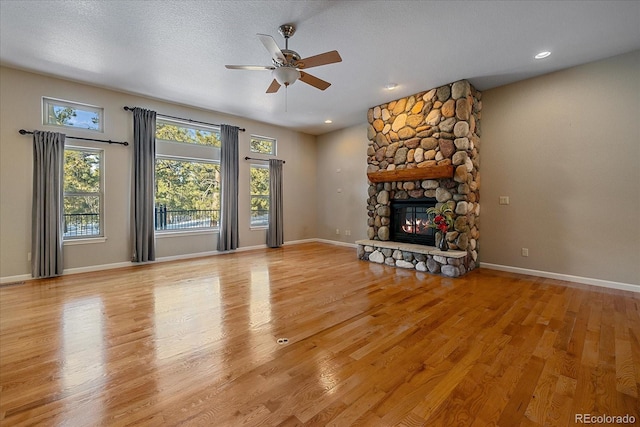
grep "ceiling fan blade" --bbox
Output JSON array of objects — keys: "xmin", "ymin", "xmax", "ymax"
[
  {"xmin": 298, "ymin": 50, "xmax": 342, "ymax": 69},
  {"xmin": 266, "ymin": 79, "xmax": 281, "ymax": 93},
  {"xmin": 299, "ymin": 71, "xmax": 331, "ymax": 91},
  {"xmin": 257, "ymin": 34, "xmax": 286, "ymax": 64},
  {"xmin": 225, "ymin": 65, "xmax": 275, "ymax": 71}
]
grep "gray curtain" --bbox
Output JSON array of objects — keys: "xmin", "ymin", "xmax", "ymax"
[
  {"xmin": 217, "ymin": 124, "xmax": 239, "ymax": 251},
  {"xmin": 267, "ymin": 159, "xmax": 284, "ymax": 248},
  {"xmin": 132, "ymin": 107, "xmax": 157, "ymax": 262},
  {"xmin": 31, "ymin": 130, "xmax": 65, "ymax": 278}
]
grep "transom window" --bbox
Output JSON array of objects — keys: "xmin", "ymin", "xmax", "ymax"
[
  {"xmin": 156, "ymin": 119, "xmax": 221, "ymax": 147},
  {"xmin": 250, "ymin": 135, "xmax": 276, "ymax": 156},
  {"xmin": 63, "ymin": 147, "xmax": 103, "ymax": 239},
  {"xmin": 43, "ymin": 97, "xmax": 103, "ymax": 132}
]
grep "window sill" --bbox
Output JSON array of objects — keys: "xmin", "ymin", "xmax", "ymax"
[
  {"xmin": 250, "ymin": 226, "xmax": 268, "ymax": 231},
  {"xmin": 64, "ymin": 237, "xmax": 107, "ymax": 246},
  {"xmin": 156, "ymin": 229, "xmax": 218, "ymax": 238}
]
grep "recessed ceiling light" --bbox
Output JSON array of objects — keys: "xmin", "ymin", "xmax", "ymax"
[
  {"xmin": 534, "ymin": 51, "xmax": 551, "ymax": 60},
  {"xmin": 324, "ymin": 119, "xmax": 333, "ymax": 124},
  {"xmin": 384, "ymin": 83, "xmax": 398, "ymax": 90}
]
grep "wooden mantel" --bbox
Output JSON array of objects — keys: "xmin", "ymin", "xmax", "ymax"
[{"xmin": 367, "ymin": 165, "xmax": 453, "ymax": 183}]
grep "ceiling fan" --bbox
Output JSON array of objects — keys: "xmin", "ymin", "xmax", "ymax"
[{"xmin": 225, "ymin": 24, "xmax": 342, "ymax": 93}]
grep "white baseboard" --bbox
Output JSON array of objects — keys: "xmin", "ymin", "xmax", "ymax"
[
  {"xmin": 0, "ymin": 273, "xmax": 32, "ymax": 285},
  {"xmin": 0, "ymin": 239, "xmax": 334, "ymax": 284},
  {"xmin": 314, "ymin": 238, "xmax": 357, "ymax": 248},
  {"xmin": 480, "ymin": 262, "xmax": 640, "ymax": 293}
]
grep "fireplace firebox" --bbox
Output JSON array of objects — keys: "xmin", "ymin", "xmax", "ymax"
[{"xmin": 390, "ymin": 198, "xmax": 437, "ymax": 246}]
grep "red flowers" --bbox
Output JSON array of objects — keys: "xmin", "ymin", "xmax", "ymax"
[
  {"xmin": 426, "ymin": 204, "xmax": 454, "ymax": 234},
  {"xmin": 433, "ymin": 214, "xmax": 449, "ymax": 233}
]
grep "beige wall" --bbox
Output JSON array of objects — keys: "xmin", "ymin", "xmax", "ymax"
[
  {"xmin": 0, "ymin": 67, "xmax": 317, "ymax": 279},
  {"xmin": 316, "ymin": 124, "xmax": 369, "ymax": 244},
  {"xmin": 481, "ymin": 50, "xmax": 640, "ymax": 286}
]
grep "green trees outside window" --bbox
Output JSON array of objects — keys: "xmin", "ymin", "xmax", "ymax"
[
  {"xmin": 63, "ymin": 148, "xmax": 102, "ymax": 238},
  {"xmin": 250, "ymin": 165, "xmax": 269, "ymax": 227}
]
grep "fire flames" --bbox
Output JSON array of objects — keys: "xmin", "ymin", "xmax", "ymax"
[{"xmin": 402, "ymin": 218, "xmax": 430, "ymax": 234}]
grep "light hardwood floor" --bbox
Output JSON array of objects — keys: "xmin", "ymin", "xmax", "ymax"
[{"xmin": 1, "ymin": 242, "xmax": 638, "ymax": 426}]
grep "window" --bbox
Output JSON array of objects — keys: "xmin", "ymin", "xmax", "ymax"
[
  {"xmin": 250, "ymin": 164, "xmax": 269, "ymax": 228},
  {"xmin": 250, "ymin": 135, "xmax": 276, "ymax": 156},
  {"xmin": 155, "ymin": 118, "xmax": 221, "ymax": 231},
  {"xmin": 156, "ymin": 119, "xmax": 220, "ymax": 147},
  {"xmin": 43, "ymin": 97, "xmax": 103, "ymax": 132},
  {"xmin": 63, "ymin": 147, "xmax": 103, "ymax": 239},
  {"xmin": 155, "ymin": 158, "xmax": 220, "ymax": 230}
]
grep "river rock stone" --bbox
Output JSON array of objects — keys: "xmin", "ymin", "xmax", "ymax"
[
  {"xmin": 382, "ymin": 108, "xmax": 391, "ymax": 121},
  {"xmin": 456, "ymin": 98, "xmax": 470, "ymax": 120},
  {"xmin": 406, "ymin": 114, "xmax": 424, "ymax": 128},
  {"xmin": 412, "ymin": 100, "xmax": 424, "ymax": 114},
  {"xmin": 427, "ymin": 258, "xmax": 440, "ymax": 273},
  {"xmin": 392, "ymin": 114, "xmax": 407, "ymax": 132},
  {"xmin": 436, "ymin": 85, "xmax": 451, "ymax": 102},
  {"xmin": 398, "ymin": 127, "xmax": 416, "ymax": 140},
  {"xmin": 455, "ymin": 201, "xmax": 469, "ymax": 215},
  {"xmin": 393, "ymin": 98, "xmax": 407, "ymax": 116},
  {"xmin": 396, "ymin": 260, "xmax": 414, "ymax": 269},
  {"xmin": 441, "ymin": 99, "xmax": 455, "ymax": 117},
  {"xmin": 376, "ymin": 133, "xmax": 388, "ymax": 147},
  {"xmin": 405, "ymin": 137, "xmax": 420, "ymax": 149},
  {"xmin": 425, "ymin": 109, "xmax": 441, "ymax": 125},
  {"xmin": 454, "ymin": 137, "xmax": 470, "ymax": 151},
  {"xmin": 385, "ymin": 142, "xmax": 399, "ymax": 158},
  {"xmin": 416, "ymin": 261, "xmax": 427, "ymax": 272},
  {"xmin": 439, "ymin": 139, "xmax": 455, "ymax": 158},
  {"xmin": 454, "ymin": 121, "xmax": 469, "ymax": 138},
  {"xmin": 421, "ymin": 137, "xmax": 438, "ymax": 150},
  {"xmin": 422, "ymin": 179, "xmax": 439, "ymax": 190},
  {"xmin": 441, "ymin": 265, "xmax": 460, "ymax": 277},
  {"xmin": 454, "ymin": 165, "xmax": 467, "ymax": 183},
  {"xmin": 452, "ymin": 151, "xmax": 468, "ymax": 166},
  {"xmin": 436, "ymin": 187, "xmax": 452, "ymax": 202},
  {"xmin": 451, "ymin": 80, "xmax": 470, "ymax": 99},
  {"xmin": 394, "ymin": 147, "xmax": 408, "ymax": 164},
  {"xmin": 414, "ymin": 147, "xmax": 425, "ymax": 163},
  {"xmin": 378, "ymin": 226, "xmax": 389, "ymax": 240},
  {"xmin": 377, "ymin": 190, "xmax": 389, "ymax": 205}
]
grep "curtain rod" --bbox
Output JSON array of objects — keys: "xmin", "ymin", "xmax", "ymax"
[
  {"xmin": 123, "ymin": 106, "xmax": 246, "ymax": 132},
  {"xmin": 19, "ymin": 129, "xmax": 129, "ymax": 146},
  {"xmin": 244, "ymin": 156, "xmax": 285, "ymax": 164}
]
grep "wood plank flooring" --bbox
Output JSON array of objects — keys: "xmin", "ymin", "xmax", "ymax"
[{"xmin": 1, "ymin": 242, "xmax": 638, "ymax": 426}]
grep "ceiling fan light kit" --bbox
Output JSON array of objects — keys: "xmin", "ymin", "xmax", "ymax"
[
  {"xmin": 273, "ymin": 66, "xmax": 301, "ymax": 87},
  {"xmin": 225, "ymin": 24, "xmax": 342, "ymax": 94}
]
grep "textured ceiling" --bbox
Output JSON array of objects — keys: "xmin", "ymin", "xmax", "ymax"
[{"xmin": 1, "ymin": 0, "xmax": 639, "ymax": 135}]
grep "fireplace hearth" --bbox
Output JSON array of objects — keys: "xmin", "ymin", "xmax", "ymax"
[{"xmin": 390, "ymin": 198, "xmax": 437, "ymax": 246}]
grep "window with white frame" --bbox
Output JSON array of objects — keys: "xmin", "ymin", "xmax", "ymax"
[
  {"xmin": 63, "ymin": 147, "xmax": 104, "ymax": 239},
  {"xmin": 250, "ymin": 164, "xmax": 269, "ymax": 228},
  {"xmin": 155, "ymin": 118, "xmax": 221, "ymax": 231},
  {"xmin": 43, "ymin": 97, "xmax": 104, "ymax": 132},
  {"xmin": 250, "ymin": 135, "xmax": 276, "ymax": 156}
]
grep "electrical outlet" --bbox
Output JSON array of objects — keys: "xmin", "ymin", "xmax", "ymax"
[
  {"xmin": 521, "ymin": 248, "xmax": 529, "ymax": 257},
  {"xmin": 345, "ymin": 230, "xmax": 351, "ymax": 236},
  {"xmin": 499, "ymin": 196, "xmax": 510, "ymax": 205},
  {"xmin": 27, "ymin": 252, "xmax": 31, "ymax": 261},
  {"xmin": 336, "ymin": 228, "xmax": 340, "ymax": 235}
]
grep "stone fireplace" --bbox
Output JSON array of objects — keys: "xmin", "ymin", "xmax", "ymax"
[{"xmin": 357, "ymin": 79, "xmax": 481, "ymax": 277}]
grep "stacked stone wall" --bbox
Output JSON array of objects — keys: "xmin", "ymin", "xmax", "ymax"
[{"xmin": 366, "ymin": 79, "xmax": 482, "ymax": 270}]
